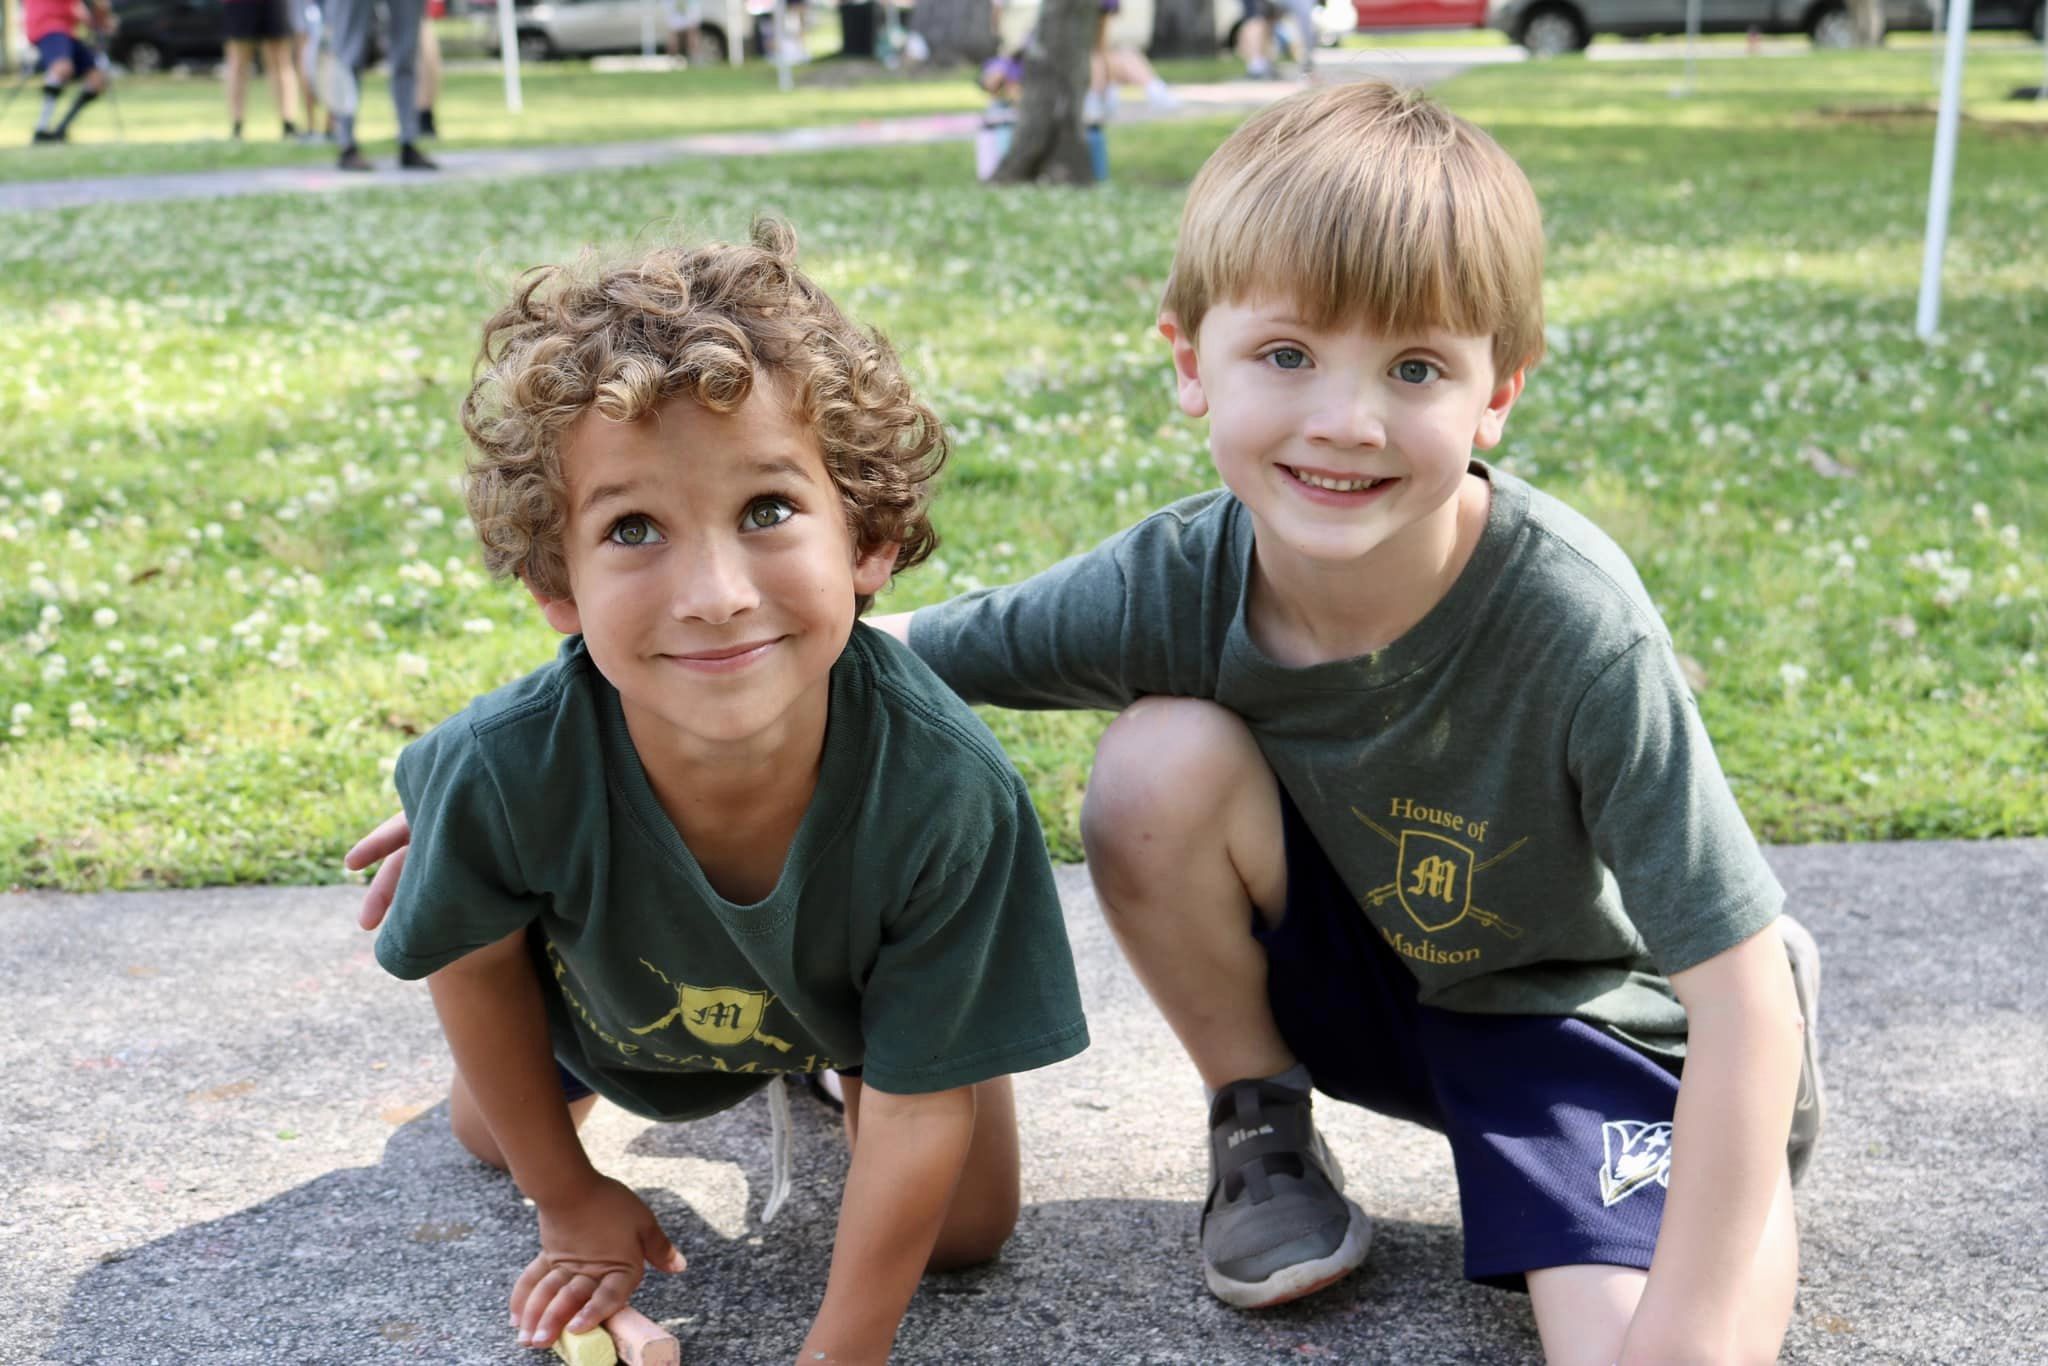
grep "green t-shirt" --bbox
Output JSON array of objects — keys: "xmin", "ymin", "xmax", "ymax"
[
  {"xmin": 911, "ymin": 464, "xmax": 1782, "ymax": 1062},
  {"xmin": 376, "ymin": 626, "xmax": 1089, "ymax": 1121}
]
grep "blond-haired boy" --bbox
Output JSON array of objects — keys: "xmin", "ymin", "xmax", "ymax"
[
  {"xmin": 355, "ymin": 221, "xmax": 1087, "ymax": 1362},
  {"xmin": 896, "ymin": 82, "xmax": 1824, "ymax": 1361}
]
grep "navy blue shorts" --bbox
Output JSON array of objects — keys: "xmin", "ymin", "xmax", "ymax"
[
  {"xmin": 35, "ymin": 34, "xmax": 103, "ymax": 76},
  {"xmin": 1257, "ymin": 790, "xmax": 1684, "ymax": 1290}
]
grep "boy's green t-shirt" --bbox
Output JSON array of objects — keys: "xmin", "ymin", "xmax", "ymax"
[
  {"xmin": 910, "ymin": 463, "xmax": 1783, "ymax": 1063},
  {"xmin": 376, "ymin": 626, "xmax": 1089, "ymax": 1120}
]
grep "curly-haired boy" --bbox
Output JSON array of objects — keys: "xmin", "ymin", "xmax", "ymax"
[{"xmin": 361, "ymin": 221, "xmax": 1087, "ymax": 1361}]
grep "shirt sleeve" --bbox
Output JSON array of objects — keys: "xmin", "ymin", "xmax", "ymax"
[
  {"xmin": 374, "ymin": 717, "xmax": 547, "ymax": 980},
  {"xmin": 908, "ymin": 536, "xmax": 1142, "ymax": 713},
  {"xmin": 855, "ymin": 777, "xmax": 1090, "ymax": 1094},
  {"xmin": 1568, "ymin": 635, "xmax": 1784, "ymax": 976}
]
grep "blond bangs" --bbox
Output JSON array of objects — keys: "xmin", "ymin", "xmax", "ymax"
[{"xmin": 1164, "ymin": 83, "xmax": 1547, "ymax": 378}]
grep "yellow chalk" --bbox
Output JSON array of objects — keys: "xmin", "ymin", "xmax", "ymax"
[{"xmin": 551, "ymin": 1325, "xmax": 619, "ymax": 1366}]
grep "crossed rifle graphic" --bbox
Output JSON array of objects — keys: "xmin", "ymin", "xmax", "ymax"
[{"xmin": 1351, "ymin": 806, "xmax": 1529, "ymax": 940}]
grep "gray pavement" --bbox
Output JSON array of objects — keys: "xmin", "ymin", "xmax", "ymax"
[{"xmin": 3, "ymin": 841, "xmax": 2044, "ymax": 1364}]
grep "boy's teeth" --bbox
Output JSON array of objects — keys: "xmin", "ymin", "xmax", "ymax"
[{"xmin": 1291, "ymin": 468, "xmax": 1384, "ymax": 492}]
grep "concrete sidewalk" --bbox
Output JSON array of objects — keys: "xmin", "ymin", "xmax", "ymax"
[{"xmin": 3, "ymin": 841, "xmax": 2043, "ymax": 1363}]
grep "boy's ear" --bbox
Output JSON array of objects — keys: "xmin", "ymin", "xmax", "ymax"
[
  {"xmin": 852, "ymin": 541, "xmax": 902, "ymax": 598},
  {"xmin": 1473, "ymin": 367, "xmax": 1526, "ymax": 451},
  {"xmin": 525, "ymin": 576, "xmax": 582, "ymax": 637},
  {"xmin": 1158, "ymin": 309, "xmax": 1209, "ymax": 419}
]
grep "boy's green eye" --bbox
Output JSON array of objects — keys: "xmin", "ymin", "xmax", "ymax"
[
  {"xmin": 1269, "ymin": 348, "xmax": 1308, "ymax": 370},
  {"xmin": 1395, "ymin": 359, "xmax": 1440, "ymax": 385},
  {"xmin": 610, "ymin": 516, "xmax": 662, "ymax": 546},
  {"xmin": 745, "ymin": 498, "xmax": 795, "ymax": 530}
]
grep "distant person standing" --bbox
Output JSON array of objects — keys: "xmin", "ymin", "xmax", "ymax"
[
  {"xmin": 326, "ymin": 0, "xmax": 435, "ymax": 171},
  {"xmin": 223, "ymin": 0, "xmax": 303, "ymax": 139},
  {"xmin": 24, "ymin": 0, "xmax": 114, "ymax": 145}
]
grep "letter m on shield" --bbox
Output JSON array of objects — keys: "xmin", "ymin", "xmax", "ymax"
[
  {"xmin": 1396, "ymin": 829, "xmax": 1473, "ymax": 933},
  {"xmin": 679, "ymin": 985, "xmax": 772, "ymax": 1047}
]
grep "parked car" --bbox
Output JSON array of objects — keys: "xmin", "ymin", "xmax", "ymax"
[
  {"xmin": 995, "ymin": 0, "xmax": 1354, "ymax": 58},
  {"xmin": 471, "ymin": 0, "xmax": 741, "ymax": 62},
  {"xmin": 108, "ymin": 0, "xmax": 227, "ymax": 72},
  {"xmin": 1352, "ymin": 0, "xmax": 1486, "ymax": 30},
  {"xmin": 1490, "ymin": 0, "xmax": 1944, "ymax": 55}
]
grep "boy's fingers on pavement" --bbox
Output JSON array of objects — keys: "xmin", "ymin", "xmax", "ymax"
[
  {"xmin": 564, "ymin": 1271, "xmax": 639, "ymax": 1335},
  {"xmin": 643, "ymin": 1226, "xmax": 687, "ymax": 1275}
]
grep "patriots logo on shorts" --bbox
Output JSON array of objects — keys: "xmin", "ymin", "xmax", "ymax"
[{"xmin": 1598, "ymin": 1120, "xmax": 1673, "ymax": 1208}]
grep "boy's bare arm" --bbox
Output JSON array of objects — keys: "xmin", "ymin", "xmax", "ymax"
[
  {"xmin": 429, "ymin": 931, "xmax": 685, "ymax": 1349},
  {"xmin": 800, "ymin": 1083, "xmax": 976, "ymax": 1365},
  {"xmin": 865, "ymin": 609, "xmax": 914, "ymax": 646},
  {"xmin": 1619, "ymin": 924, "xmax": 1802, "ymax": 1364}
]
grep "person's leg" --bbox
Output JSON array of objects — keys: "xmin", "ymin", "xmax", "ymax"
[
  {"xmin": 1082, "ymin": 697, "xmax": 1370, "ymax": 1310},
  {"xmin": 416, "ymin": 15, "xmax": 441, "ymax": 130},
  {"xmin": 382, "ymin": 0, "xmax": 424, "ymax": 146},
  {"xmin": 1081, "ymin": 696, "xmax": 1291, "ymax": 1089},
  {"xmin": 1526, "ymin": 1170, "xmax": 1796, "ymax": 1365},
  {"xmin": 324, "ymin": 0, "xmax": 369, "ymax": 160},
  {"xmin": 837, "ymin": 1074, "xmax": 1020, "ymax": 1270},
  {"xmin": 225, "ymin": 39, "xmax": 253, "ymax": 133},
  {"xmin": 448, "ymin": 1067, "xmax": 601, "ymax": 1170},
  {"xmin": 33, "ymin": 46, "xmax": 75, "ymax": 139},
  {"xmin": 262, "ymin": 36, "xmax": 300, "ymax": 132}
]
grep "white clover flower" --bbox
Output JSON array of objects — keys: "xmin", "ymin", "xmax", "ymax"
[
  {"xmin": 41, "ymin": 654, "xmax": 67, "ymax": 682},
  {"xmin": 92, "ymin": 608, "xmax": 118, "ymax": 629},
  {"xmin": 461, "ymin": 618, "xmax": 494, "ymax": 634},
  {"xmin": 1778, "ymin": 662, "xmax": 1809, "ymax": 690},
  {"xmin": 395, "ymin": 652, "xmax": 431, "ymax": 679},
  {"xmin": 204, "ymin": 523, "xmax": 224, "ymax": 541},
  {"xmin": 39, "ymin": 604, "xmax": 62, "ymax": 625},
  {"xmin": 10, "ymin": 703, "xmax": 32, "ymax": 723},
  {"xmin": 37, "ymin": 489, "xmax": 63, "ymax": 517},
  {"xmin": 1971, "ymin": 503, "xmax": 1992, "ymax": 528}
]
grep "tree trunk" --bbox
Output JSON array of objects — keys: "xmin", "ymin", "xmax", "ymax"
[
  {"xmin": 1150, "ymin": 0, "xmax": 1218, "ymax": 58},
  {"xmin": 911, "ymin": 0, "xmax": 999, "ymax": 64},
  {"xmin": 992, "ymin": 0, "xmax": 1097, "ymax": 185},
  {"xmin": 1848, "ymin": 0, "xmax": 1887, "ymax": 45}
]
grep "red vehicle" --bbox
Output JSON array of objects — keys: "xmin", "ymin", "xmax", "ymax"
[{"xmin": 1352, "ymin": 0, "xmax": 1487, "ymax": 28}]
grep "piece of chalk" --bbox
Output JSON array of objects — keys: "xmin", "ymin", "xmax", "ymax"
[
  {"xmin": 606, "ymin": 1307, "xmax": 680, "ymax": 1366},
  {"xmin": 551, "ymin": 1325, "xmax": 618, "ymax": 1366}
]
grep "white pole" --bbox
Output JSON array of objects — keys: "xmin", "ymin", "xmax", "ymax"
[
  {"xmin": 641, "ymin": 0, "xmax": 657, "ymax": 56},
  {"xmin": 498, "ymin": 0, "xmax": 523, "ymax": 112},
  {"xmin": 1682, "ymin": 0, "xmax": 1701, "ymax": 93},
  {"xmin": 1915, "ymin": 0, "xmax": 1974, "ymax": 340},
  {"xmin": 773, "ymin": 0, "xmax": 792, "ymax": 89},
  {"xmin": 728, "ymin": 0, "xmax": 743, "ymax": 64}
]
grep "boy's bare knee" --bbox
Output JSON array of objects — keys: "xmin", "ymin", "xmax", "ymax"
[
  {"xmin": 1082, "ymin": 698, "xmax": 1258, "ymax": 860},
  {"xmin": 48, "ymin": 60, "xmax": 75, "ymax": 82}
]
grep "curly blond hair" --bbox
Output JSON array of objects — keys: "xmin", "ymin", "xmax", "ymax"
[{"xmin": 460, "ymin": 219, "xmax": 946, "ymax": 614}]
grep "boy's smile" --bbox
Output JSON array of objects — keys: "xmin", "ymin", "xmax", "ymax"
[{"xmin": 536, "ymin": 386, "xmax": 896, "ymax": 769}]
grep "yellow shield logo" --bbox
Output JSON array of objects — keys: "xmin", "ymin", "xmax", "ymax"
[
  {"xmin": 1396, "ymin": 830, "xmax": 1474, "ymax": 933},
  {"xmin": 678, "ymin": 985, "xmax": 772, "ymax": 1047}
]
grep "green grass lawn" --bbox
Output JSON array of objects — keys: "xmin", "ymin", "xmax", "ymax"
[{"xmin": 1, "ymin": 47, "xmax": 2044, "ymax": 889}]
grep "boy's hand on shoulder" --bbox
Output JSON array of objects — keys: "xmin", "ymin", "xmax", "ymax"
[
  {"xmin": 513, "ymin": 1174, "xmax": 688, "ymax": 1351},
  {"xmin": 343, "ymin": 811, "xmax": 412, "ymax": 931}
]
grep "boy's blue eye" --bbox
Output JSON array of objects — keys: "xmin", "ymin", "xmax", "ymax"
[
  {"xmin": 745, "ymin": 497, "xmax": 795, "ymax": 531},
  {"xmin": 1269, "ymin": 348, "xmax": 1309, "ymax": 371},
  {"xmin": 608, "ymin": 515, "xmax": 664, "ymax": 547},
  {"xmin": 1394, "ymin": 359, "xmax": 1441, "ymax": 385}
]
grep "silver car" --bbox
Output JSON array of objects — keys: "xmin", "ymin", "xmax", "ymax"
[
  {"xmin": 477, "ymin": 0, "xmax": 744, "ymax": 63},
  {"xmin": 1491, "ymin": 0, "xmax": 1939, "ymax": 54}
]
